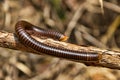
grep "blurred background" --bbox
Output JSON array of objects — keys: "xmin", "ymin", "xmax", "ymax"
[{"xmin": 0, "ymin": 0, "xmax": 120, "ymax": 80}]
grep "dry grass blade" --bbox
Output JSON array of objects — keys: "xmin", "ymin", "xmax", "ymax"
[
  {"xmin": 65, "ymin": 2, "xmax": 86, "ymax": 37},
  {"xmin": 15, "ymin": 62, "xmax": 32, "ymax": 76},
  {"xmin": 103, "ymin": 1, "xmax": 120, "ymax": 13},
  {"xmin": 101, "ymin": 15, "xmax": 120, "ymax": 44},
  {"xmin": 99, "ymin": 0, "xmax": 104, "ymax": 14}
]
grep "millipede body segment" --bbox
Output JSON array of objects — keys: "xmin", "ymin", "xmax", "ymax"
[{"xmin": 15, "ymin": 20, "xmax": 102, "ymax": 62}]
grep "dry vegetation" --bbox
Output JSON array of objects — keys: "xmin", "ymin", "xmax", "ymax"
[{"xmin": 0, "ymin": 0, "xmax": 120, "ymax": 80}]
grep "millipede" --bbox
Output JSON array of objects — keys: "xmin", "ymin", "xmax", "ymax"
[{"xmin": 15, "ymin": 20, "xmax": 102, "ymax": 62}]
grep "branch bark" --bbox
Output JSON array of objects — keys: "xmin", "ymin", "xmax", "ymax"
[{"xmin": 0, "ymin": 31, "xmax": 120, "ymax": 70}]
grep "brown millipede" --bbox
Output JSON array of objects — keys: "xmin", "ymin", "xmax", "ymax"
[
  {"xmin": 15, "ymin": 20, "xmax": 102, "ymax": 62},
  {"xmin": 17, "ymin": 21, "xmax": 68, "ymax": 41}
]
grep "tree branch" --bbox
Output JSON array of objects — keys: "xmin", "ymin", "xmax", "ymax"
[{"xmin": 0, "ymin": 31, "xmax": 120, "ymax": 70}]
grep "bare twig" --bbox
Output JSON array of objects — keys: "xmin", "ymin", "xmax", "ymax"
[{"xmin": 0, "ymin": 31, "xmax": 120, "ymax": 70}]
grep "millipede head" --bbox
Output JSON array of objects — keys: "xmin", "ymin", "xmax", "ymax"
[{"xmin": 59, "ymin": 35, "xmax": 69, "ymax": 41}]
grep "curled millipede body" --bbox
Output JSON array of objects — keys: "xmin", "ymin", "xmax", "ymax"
[
  {"xmin": 17, "ymin": 21, "xmax": 68, "ymax": 41},
  {"xmin": 15, "ymin": 20, "xmax": 102, "ymax": 62}
]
